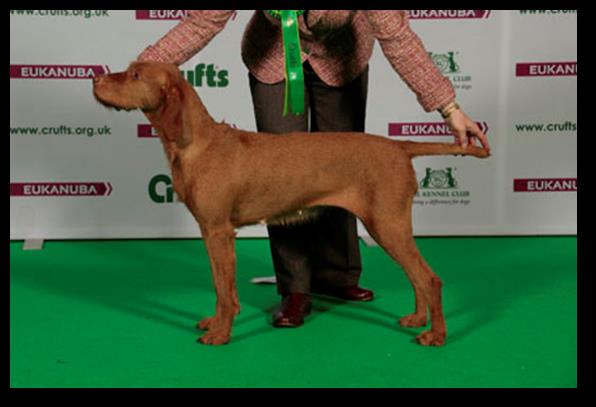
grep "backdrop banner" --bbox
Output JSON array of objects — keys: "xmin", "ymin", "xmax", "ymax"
[{"xmin": 10, "ymin": 10, "xmax": 577, "ymax": 239}]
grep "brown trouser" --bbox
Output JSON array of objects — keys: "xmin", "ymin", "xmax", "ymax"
[{"xmin": 248, "ymin": 61, "xmax": 369, "ymax": 295}]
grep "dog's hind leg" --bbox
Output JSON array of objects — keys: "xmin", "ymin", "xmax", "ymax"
[
  {"xmin": 196, "ymin": 224, "xmax": 240, "ymax": 345},
  {"xmin": 361, "ymin": 207, "xmax": 447, "ymax": 346}
]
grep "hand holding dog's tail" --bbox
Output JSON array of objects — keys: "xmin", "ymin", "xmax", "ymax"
[{"xmin": 402, "ymin": 141, "xmax": 491, "ymax": 159}]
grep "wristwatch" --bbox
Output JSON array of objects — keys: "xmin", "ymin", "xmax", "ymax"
[{"xmin": 439, "ymin": 101, "xmax": 460, "ymax": 119}]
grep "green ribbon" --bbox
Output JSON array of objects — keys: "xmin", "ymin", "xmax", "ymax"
[{"xmin": 267, "ymin": 10, "xmax": 305, "ymax": 116}]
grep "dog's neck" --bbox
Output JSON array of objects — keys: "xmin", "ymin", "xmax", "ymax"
[
  {"xmin": 175, "ymin": 84, "xmax": 217, "ymax": 147},
  {"xmin": 145, "ymin": 80, "xmax": 218, "ymax": 164}
]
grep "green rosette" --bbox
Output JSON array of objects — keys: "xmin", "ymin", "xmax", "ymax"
[{"xmin": 266, "ymin": 10, "xmax": 305, "ymax": 116}]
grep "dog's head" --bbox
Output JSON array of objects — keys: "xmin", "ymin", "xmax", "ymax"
[
  {"xmin": 93, "ymin": 61, "xmax": 183, "ymax": 112},
  {"xmin": 93, "ymin": 61, "xmax": 187, "ymax": 143}
]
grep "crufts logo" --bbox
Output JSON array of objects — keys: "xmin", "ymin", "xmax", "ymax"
[
  {"xmin": 182, "ymin": 64, "xmax": 229, "ymax": 87},
  {"xmin": 149, "ymin": 174, "xmax": 176, "ymax": 203}
]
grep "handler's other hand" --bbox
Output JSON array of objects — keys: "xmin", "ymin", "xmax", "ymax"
[{"xmin": 445, "ymin": 109, "xmax": 491, "ymax": 154}]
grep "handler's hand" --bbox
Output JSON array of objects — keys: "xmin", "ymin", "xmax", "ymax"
[{"xmin": 444, "ymin": 109, "xmax": 491, "ymax": 154}]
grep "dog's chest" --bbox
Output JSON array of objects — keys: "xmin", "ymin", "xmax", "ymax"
[{"xmin": 169, "ymin": 154, "xmax": 188, "ymax": 202}]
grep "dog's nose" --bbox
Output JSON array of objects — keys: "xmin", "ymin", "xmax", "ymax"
[{"xmin": 93, "ymin": 75, "xmax": 104, "ymax": 85}]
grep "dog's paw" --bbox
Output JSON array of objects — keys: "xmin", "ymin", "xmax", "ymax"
[
  {"xmin": 399, "ymin": 314, "xmax": 427, "ymax": 328},
  {"xmin": 196, "ymin": 316, "xmax": 217, "ymax": 331},
  {"xmin": 197, "ymin": 330, "xmax": 230, "ymax": 345},
  {"xmin": 416, "ymin": 330, "xmax": 446, "ymax": 347}
]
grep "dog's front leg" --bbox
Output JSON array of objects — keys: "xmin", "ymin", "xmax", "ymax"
[{"xmin": 196, "ymin": 225, "xmax": 239, "ymax": 345}]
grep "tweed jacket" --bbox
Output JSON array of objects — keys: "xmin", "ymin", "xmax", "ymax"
[{"xmin": 138, "ymin": 10, "xmax": 455, "ymax": 112}]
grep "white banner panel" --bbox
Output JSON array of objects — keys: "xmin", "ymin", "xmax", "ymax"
[{"xmin": 10, "ymin": 10, "xmax": 577, "ymax": 239}]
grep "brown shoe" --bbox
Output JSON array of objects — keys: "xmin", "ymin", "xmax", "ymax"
[
  {"xmin": 311, "ymin": 285, "xmax": 374, "ymax": 302},
  {"xmin": 272, "ymin": 293, "xmax": 312, "ymax": 328}
]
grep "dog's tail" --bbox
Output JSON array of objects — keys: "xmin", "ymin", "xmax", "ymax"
[{"xmin": 402, "ymin": 141, "xmax": 490, "ymax": 159}]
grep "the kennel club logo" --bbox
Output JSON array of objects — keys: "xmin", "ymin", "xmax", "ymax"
[
  {"xmin": 516, "ymin": 62, "xmax": 577, "ymax": 77},
  {"xmin": 429, "ymin": 52, "xmax": 472, "ymax": 91},
  {"xmin": 430, "ymin": 52, "xmax": 460, "ymax": 74},
  {"xmin": 10, "ymin": 182, "xmax": 113, "ymax": 197},
  {"xmin": 414, "ymin": 168, "xmax": 471, "ymax": 206},
  {"xmin": 10, "ymin": 65, "xmax": 110, "ymax": 79},
  {"xmin": 407, "ymin": 10, "xmax": 491, "ymax": 19},
  {"xmin": 136, "ymin": 10, "xmax": 188, "ymax": 20},
  {"xmin": 514, "ymin": 178, "xmax": 577, "ymax": 192},
  {"xmin": 420, "ymin": 168, "xmax": 458, "ymax": 189},
  {"xmin": 388, "ymin": 122, "xmax": 489, "ymax": 137}
]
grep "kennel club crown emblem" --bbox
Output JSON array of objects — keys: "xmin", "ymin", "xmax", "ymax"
[
  {"xmin": 420, "ymin": 168, "xmax": 458, "ymax": 189},
  {"xmin": 429, "ymin": 52, "xmax": 460, "ymax": 74}
]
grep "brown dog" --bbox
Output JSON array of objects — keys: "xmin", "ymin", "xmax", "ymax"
[{"xmin": 93, "ymin": 61, "xmax": 489, "ymax": 346}]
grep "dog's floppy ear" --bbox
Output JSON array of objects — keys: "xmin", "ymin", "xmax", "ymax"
[{"xmin": 160, "ymin": 80, "xmax": 184, "ymax": 143}]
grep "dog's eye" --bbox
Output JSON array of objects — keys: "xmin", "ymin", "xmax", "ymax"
[{"xmin": 132, "ymin": 72, "xmax": 140, "ymax": 80}]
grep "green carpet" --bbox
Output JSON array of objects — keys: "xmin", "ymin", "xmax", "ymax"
[{"xmin": 10, "ymin": 237, "xmax": 576, "ymax": 388}]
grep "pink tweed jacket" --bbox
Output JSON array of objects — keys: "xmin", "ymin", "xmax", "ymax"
[{"xmin": 138, "ymin": 10, "xmax": 455, "ymax": 112}]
